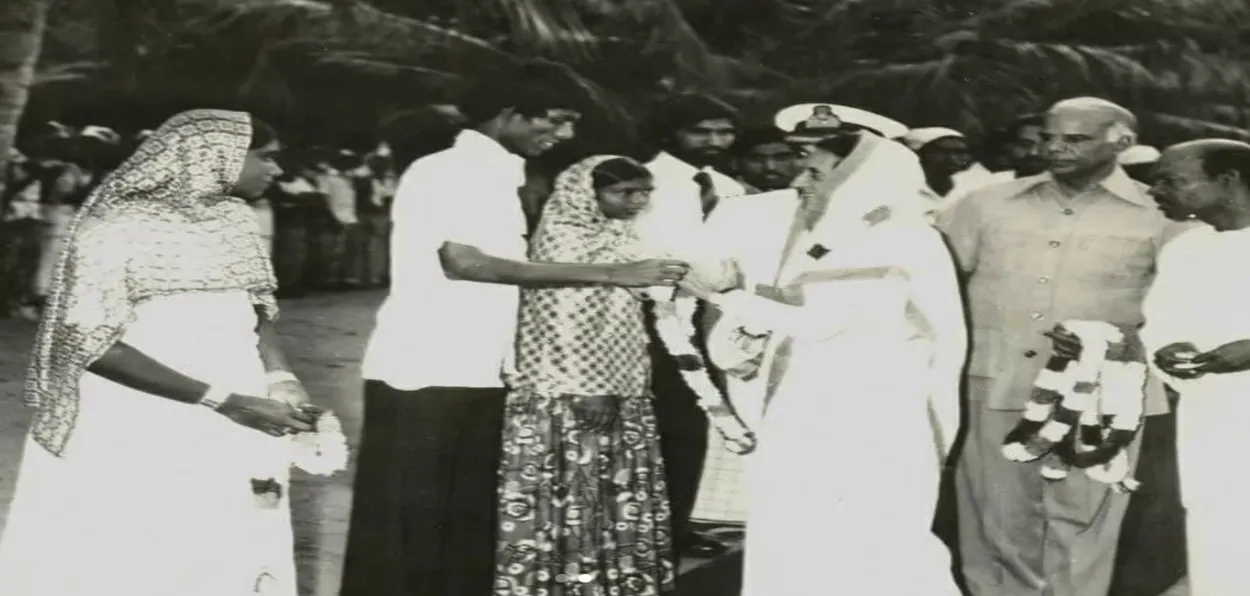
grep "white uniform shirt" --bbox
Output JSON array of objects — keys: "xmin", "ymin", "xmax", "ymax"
[
  {"xmin": 361, "ymin": 130, "xmax": 528, "ymax": 390},
  {"xmin": 317, "ymin": 169, "xmax": 359, "ymax": 225}
]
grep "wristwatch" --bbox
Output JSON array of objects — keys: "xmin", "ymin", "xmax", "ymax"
[{"xmin": 199, "ymin": 386, "xmax": 229, "ymax": 411}]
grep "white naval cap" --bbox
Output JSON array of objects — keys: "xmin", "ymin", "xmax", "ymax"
[
  {"xmin": 900, "ymin": 127, "xmax": 965, "ymax": 151},
  {"xmin": 774, "ymin": 103, "xmax": 909, "ymax": 140},
  {"xmin": 1118, "ymin": 144, "xmax": 1161, "ymax": 166}
]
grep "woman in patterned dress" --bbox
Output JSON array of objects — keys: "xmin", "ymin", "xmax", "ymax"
[
  {"xmin": 0, "ymin": 109, "xmax": 323, "ymax": 596},
  {"xmin": 494, "ymin": 156, "xmax": 676, "ymax": 595}
]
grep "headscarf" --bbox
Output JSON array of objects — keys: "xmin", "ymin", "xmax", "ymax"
[
  {"xmin": 24, "ymin": 109, "xmax": 278, "ymax": 457},
  {"xmin": 508, "ymin": 155, "xmax": 652, "ymax": 399},
  {"xmin": 785, "ymin": 132, "xmax": 930, "ymax": 264}
]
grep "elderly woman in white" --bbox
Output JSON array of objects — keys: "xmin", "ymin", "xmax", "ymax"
[{"xmin": 680, "ymin": 130, "xmax": 965, "ymax": 595}]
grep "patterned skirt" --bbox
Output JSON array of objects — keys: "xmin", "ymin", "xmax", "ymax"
[{"xmin": 493, "ymin": 391, "xmax": 675, "ymax": 596}]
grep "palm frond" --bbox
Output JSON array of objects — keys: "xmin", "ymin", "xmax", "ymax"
[
  {"xmin": 1141, "ymin": 110, "xmax": 1250, "ymax": 145},
  {"xmin": 489, "ymin": 0, "xmax": 598, "ymax": 58},
  {"xmin": 32, "ymin": 61, "xmax": 102, "ymax": 86},
  {"xmin": 313, "ymin": 52, "xmax": 462, "ymax": 79},
  {"xmin": 171, "ymin": 0, "xmax": 503, "ymax": 57}
]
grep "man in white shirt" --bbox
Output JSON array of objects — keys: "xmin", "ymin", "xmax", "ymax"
[
  {"xmin": 634, "ymin": 92, "xmax": 746, "ymax": 558},
  {"xmin": 341, "ymin": 63, "xmax": 693, "ymax": 596},
  {"xmin": 901, "ymin": 126, "xmax": 1014, "ymax": 220},
  {"xmin": 311, "ymin": 149, "xmax": 362, "ymax": 288}
]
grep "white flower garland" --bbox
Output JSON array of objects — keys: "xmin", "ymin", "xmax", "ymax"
[
  {"xmin": 652, "ymin": 296, "xmax": 758, "ymax": 455},
  {"xmin": 1000, "ymin": 320, "xmax": 1146, "ymax": 493},
  {"xmin": 287, "ymin": 408, "xmax": 350, "ymax": 476}
]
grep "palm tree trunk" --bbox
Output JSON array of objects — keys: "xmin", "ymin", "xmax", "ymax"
[{"xmin": 0, "ymin": 0, "xmax": 51, "ymax": 169}]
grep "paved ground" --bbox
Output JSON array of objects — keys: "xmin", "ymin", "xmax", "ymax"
[{"xmin": 0, "ymin": 289, "xmax": 739, "ymax": 596}]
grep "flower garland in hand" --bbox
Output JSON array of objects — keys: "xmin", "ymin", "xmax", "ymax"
[
  {"xmin": 250, "ymin": 378, "xmax": 350, "ymax": 485},
  {"xmin": 1001, "ymin": 320, "xmax": 1146, "ymax": 492},
  {"xmin": 287, "ymin": 404, "xmax": 350, "ymax": 476},
  {"xmin": 650, "ymin": 295, "xmax": 758, "ymax": 454}
]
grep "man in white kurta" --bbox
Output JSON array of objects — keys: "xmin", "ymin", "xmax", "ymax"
[
  {"xmin": 1140, "ymin": 139, "xmax": 1250, "ymax": 596},
  {"xmin": 684, "ymin": 131, "xmax": 965, "ymax": 595}
]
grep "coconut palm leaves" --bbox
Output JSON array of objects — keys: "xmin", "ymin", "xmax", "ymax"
[
  {"xmin": 0, "ymin": 0, "xmax": 51, "ymax": 162},
  {"xmin": 766, "ymin": 0, "xmax": 1250, "ymax": 142},
  {"xmin": 11, "ymin": 0, "xmax": 1250, "ymax": 152}
]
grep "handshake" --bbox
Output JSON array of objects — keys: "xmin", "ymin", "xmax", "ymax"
[{"xmin": 611, "ymin": 258, "xmax": 741, "ymax": 298}]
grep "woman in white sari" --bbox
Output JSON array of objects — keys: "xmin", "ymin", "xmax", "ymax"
[
  {"xmin": 0, "ymin": 110, "xmax": 345, "ymax": 596},
  {"xmin": 680, "ymin": 131, "xmax": 965, "ymax": 594}
]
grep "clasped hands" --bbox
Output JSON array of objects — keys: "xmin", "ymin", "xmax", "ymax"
[
  {"xmin": 621, "ymin": 258, "xmax": 740, "ymax": 303},
  {"xmin": 219, "ymin": 378, "xmax": 321, "ymax": 438}
]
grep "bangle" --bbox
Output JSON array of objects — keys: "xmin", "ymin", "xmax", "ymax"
[
  {"xmin": 266, "ymin": 370, "xmax": 299, "ymax": 385},
  {"xmin": 199, "ymin": 386, "xmax": 229, "ymax": 411}
]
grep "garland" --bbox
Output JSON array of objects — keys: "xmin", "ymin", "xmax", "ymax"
[
  {"xmin": 288, "ymin": 406, "xmax": 350, "ymax": 476},
  {"xmin": 652, "ymin": 295, "xmax": 758, "ymax": 454},
  {"xmin": 244, "ymin": 405, "xmax": 348, "ymax": 595},
  {"xmin": 1000, "ymin": 321, "xmax": 1146, "ymax": 492},
  {"xmin": 247, "ymin": 407, "xmax": 350, "ymax": 499}
]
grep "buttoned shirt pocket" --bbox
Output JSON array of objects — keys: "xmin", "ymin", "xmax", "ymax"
[
  {"xmin": 973, "ymin": 216, "xmax": 1041, "ymax": 278},
  {"xmin": 1071, "ymin": 232, "xmax": 1154, "ymax": 285}
]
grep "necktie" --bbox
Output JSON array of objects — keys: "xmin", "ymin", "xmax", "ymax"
[{"xmin": 693, "ymin": 171, "xmax": 718, "ymax": 218}]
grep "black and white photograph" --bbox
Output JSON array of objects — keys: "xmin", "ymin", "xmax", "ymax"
[{"xmin": 1, "ymin": 1, "xmax": 1246, "ymax": 595}]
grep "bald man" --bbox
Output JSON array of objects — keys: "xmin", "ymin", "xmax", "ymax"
[
  {"xmin": 938, "ymin": 97, "xmax": 1194, "ymax": 596},
  {"xmin": 1141, "ymin": 139, "xmax": 1250, "ymax": 596}
]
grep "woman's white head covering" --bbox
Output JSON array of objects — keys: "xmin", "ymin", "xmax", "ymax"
[{"xmin": 802, "ymin": 133, "xmax": 932, "ymax": 242}]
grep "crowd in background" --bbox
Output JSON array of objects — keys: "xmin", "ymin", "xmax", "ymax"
[{"xmin": 0, "ymin": 104, "xmax": 1166, "ymax": 323}]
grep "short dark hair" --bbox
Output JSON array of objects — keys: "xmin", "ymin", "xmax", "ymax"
[
  {"xmin": 1198, "ymin": 143, "xmax": 1250, "ymax": 189},
  {"xmin": 730, "ymin": 127, "xmax": 792, "ymax": 156},
  {"xmin": 590, "ymin": 158, "xmax": 651, "ymax": 191},
  {"xmin": 643, "ymin": 92, "xmax": 738, "ymax": 145},
  {"xmin": 1006, "ymin": 113, "xmax": 1045, "ymax": 139},
  {"xmin": 249, "ymin": 117, "xmax": 278, "ymax": 149},
  {"xmin": 379, "ymin": 106, "xmax": 466, "ymax": 171},
  {"xmin": 811, "ymin": 132, "xmax": 862, "ymax": 158},
  {"xmin": 457, "ymin": 60, "xmax": 592, "ymax": 125}
]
